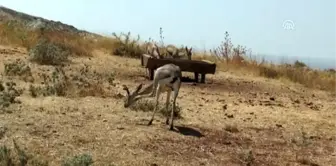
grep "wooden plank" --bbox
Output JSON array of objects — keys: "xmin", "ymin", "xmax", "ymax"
[{"xmin": 141, "ymin": 54, "xmax": 216, "ymax": 74}]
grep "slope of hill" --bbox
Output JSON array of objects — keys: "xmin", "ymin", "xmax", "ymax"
[{"xmin": 0, "ymin": 5, "xmax": 99, "ymax": 38}]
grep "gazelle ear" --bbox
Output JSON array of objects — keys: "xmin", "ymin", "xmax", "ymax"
[
  {"xmin": 189, "ymin": 47, "xmax": 192, "ymax": 52},
  {"xmin": 135, "ymin": 83, "xmax": 143, "ymax": 93}
]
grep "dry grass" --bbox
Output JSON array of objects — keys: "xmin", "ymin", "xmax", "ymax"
[
  {"xmin": 0, "ymin": 19, "xmax": 335, "ymax": 165},
  {"xmin": 0, "ymin": 20, "xmax": 116, "ymax": 57},
  {"xmin": 0, "ymin": 45, "xmax": 335, "ymax": 165},
  {"xmin": 1, "ymin": 21, "xmax": 334, "ymax": 93}
]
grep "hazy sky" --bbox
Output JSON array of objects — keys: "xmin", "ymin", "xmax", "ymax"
[{"xmin": 1, "ymin": 0, "xmax": 335, "ymax": 68}]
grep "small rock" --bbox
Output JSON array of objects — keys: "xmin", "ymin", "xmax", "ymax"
[
  {"xmin": 269, "ymin": 97, "xmax": 275, "ymax": 101},
  {"xmin": 222, "ymin": 104, "xmax": 228, "ymax": 110},
  {"xmin": 225, "ymin": 113, "xmax": 234, "ymax": 118},
  {"xmin": 103, "ymin": 119, "xmax": 108, "ymax": 122},
  {"xmin": 217, "ymin": 99, "xmax": 225, "ymax": 102},
  {"xmin": 25, "ymin": 122, "xmax": 34, "ymax": 126},
  {"xmin": 276, "ymin": 124, "xmax": 283, "ymax": 128},
  {"xmin": 309, "ymin": 135, "xmax": 320, "ymax": 140},
  {"xmin": 305, "ymin": 102, "xmax": 313, "ymax": 106},
  {"xmin": 293, "ymin": 99, "xmax": 300, "ymax": 104}
]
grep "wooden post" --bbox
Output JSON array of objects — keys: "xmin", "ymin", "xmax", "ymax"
[
  {"xmin": 194, "ymin": 72, "xmax": 199, "ymax": 83},
  {"xmin": 200, "ymin": 73, "xmax": 206, "ymax": 83},
  {"xmin": 149, "ymin": 69, "xmax": 154, "ymax": 80},
  {"xmin": 141, "ymin": 54, "xmax": 144, "ymax": 66}
]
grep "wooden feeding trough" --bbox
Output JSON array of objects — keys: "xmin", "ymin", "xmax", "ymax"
[{"xmin": 141, "ymin": 54, "xmax": 217, "ymax": 83}]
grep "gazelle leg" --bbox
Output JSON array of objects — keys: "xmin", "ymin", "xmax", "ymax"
[
  {"xmin": 147, "ymin": 84, "xmax": 161, "ymax": 126},
  {"xmin": 169, "ymin": 89, "xmax": 179, "ymax": 130},
  {"xmin": 165, "ymin": 90, "xmax": 171, "ymax": 125}
]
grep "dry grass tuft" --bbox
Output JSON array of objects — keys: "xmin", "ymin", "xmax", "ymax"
[
  {"xmin": 224, "ymin": 124, "xmax": 239, "ymax": 133},
  {"xmin": 62, "ymin": 153, "xmax": 94, "ymax": 166},
  {"xmin": 0, "ymin": 140, "xmax": 48, "ymax": 166},
  {"xmin": 296, "ymin": 157, "xmax": 320, "ymax": 166},
  {"xmin": 130, "ymin": 99, "xmax": 182, "ymax": 119}
]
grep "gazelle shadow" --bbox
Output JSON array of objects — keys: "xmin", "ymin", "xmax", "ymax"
[{"xmin": 173, "ymin": 125, "xmax": 204, "ymax": 138}]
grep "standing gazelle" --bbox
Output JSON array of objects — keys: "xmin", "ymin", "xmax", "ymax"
[{"xmin": 122, "ymin": 64, "xmax": 182, "ymax": 130}]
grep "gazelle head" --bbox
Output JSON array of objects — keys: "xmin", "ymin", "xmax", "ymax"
[{"xmin": 122, "ymin": 84, "xmax": 143, "ymax": 108}]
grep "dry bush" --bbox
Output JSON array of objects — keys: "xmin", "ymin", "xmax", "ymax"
[
  {"xmin": 29, "ymin": 38, "xmax": 70, "ymax": 65},
  {"xmin": 28, "ymin": 67, "xmax": 69, "ymax": 97},
  {"xmin": 258, "ymin": 65, "xmax": 280, "ymax": 79},
  {"xmin": 3, "ymin": 59, "xmax": 34, "ymax": 82},
  {"xmin": 257, "ymin": 63, "xmax": 336, "ymax": 92},
  {"xmin": 109, "ymin": 27, "xmax": 191, "ymax": 60},
  {"xmin": 130, "ymin": 99, "xmax": 182, "ymax": 119},
  {"xmin": 237, "ymin": 149, "xmax": 255, "ymax": 166},
  {"xmin": 210, "ymin": 31, "xmax": 246, "ymax": 65},
  {"xmin": 111, "ymin": 32, "xmax": 144, "ymax": 58},
  {"xmin": 29, "ymin": 65, "xmax": 115, "ymax": 98},
  {"xmin": 69, "ymin": 64, "xmax": 115, "ymax": 97},
  {"xmin": 0, "ymin": 140, "xmax": 48, "ymax": 166},
  {"xmin": 0, "ymin": 81, "xmax": 23, "ymax": 111}
]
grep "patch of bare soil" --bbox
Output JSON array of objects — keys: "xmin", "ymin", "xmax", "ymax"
[{"xmin": 0, "ymin": 46, "xmax": 335, "ymax": 166}]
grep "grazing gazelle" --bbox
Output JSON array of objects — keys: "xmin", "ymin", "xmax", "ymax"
[
  {"xmin": 122, "ymin": 63, "xmax": 182, "ymax": 130},
  {"xmin": 146, "ymin": 42, "xmax": 162, "ymax": 59},
  {"xmin": 166, "ymin": 45, "xmax": 193, "ymax": 60}
]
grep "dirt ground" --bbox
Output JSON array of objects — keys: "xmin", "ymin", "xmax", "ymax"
[{"xmin": 0, "ymin": 45, "xmax": 335, "ymax": 166}]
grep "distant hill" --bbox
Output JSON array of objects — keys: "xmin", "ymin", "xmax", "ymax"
[{"xmin": 0, "ymin": 5, "xmax": 100, "ymax": 38}]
